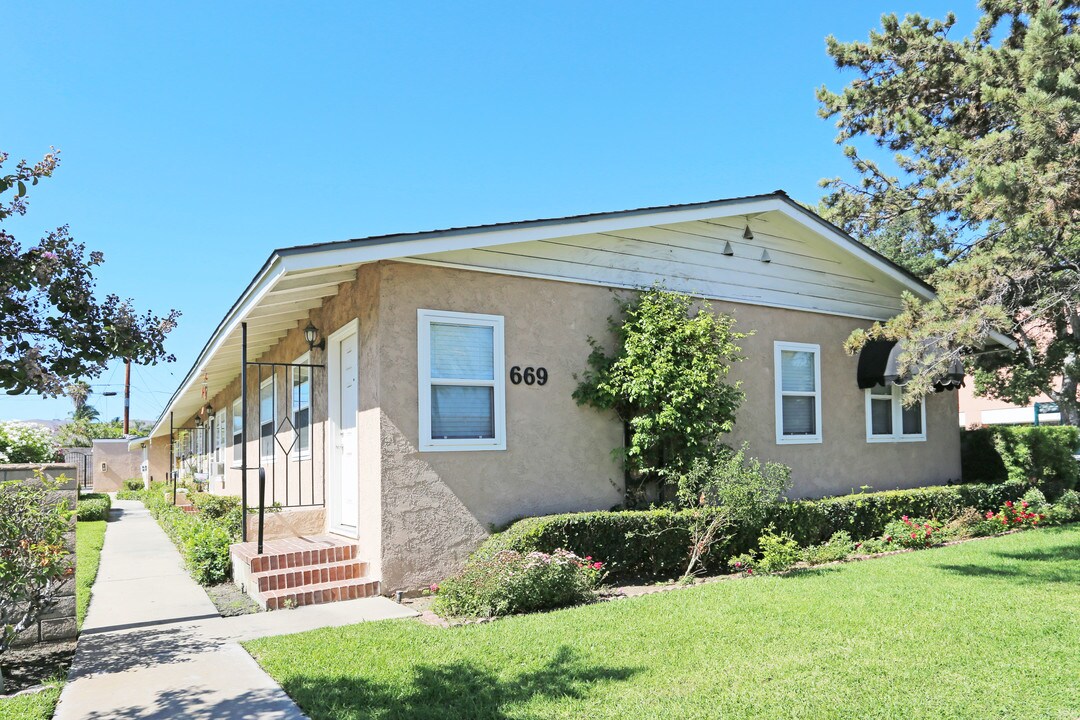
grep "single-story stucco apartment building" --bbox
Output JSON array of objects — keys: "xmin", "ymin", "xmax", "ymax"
[{"xmin": 143, "ymin": 191, "xmax": 1004, "ymax": 605}]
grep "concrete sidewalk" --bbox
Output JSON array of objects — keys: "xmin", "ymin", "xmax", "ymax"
[{"xmin": 55, "ymin": 499, "xmax": 416, "ymax": 720}]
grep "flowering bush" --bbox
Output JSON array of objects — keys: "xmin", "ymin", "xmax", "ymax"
[
  {"xmin": 0, "ymin": 421, "xmax": 61, "ymax": 464},
  {"xmin": 433, "ymin": 549, "xmax": 603, "ymax": 618},
  {"xmin": 727, "ymin": 553, "xmax": 756, "ymax": 575},
  {"xmin": 884, "ymin": 516, "xmax": 944, "ymax": 549},
  {"xmin": 986, "ymin": 500, "xmax": 1043, "ymax": 530}
]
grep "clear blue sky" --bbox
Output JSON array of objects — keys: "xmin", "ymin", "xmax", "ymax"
[{"xmin": 2, "ymin": 1, "xmax": 976, "ymax": 424}]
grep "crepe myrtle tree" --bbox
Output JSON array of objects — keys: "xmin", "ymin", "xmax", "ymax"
[
  {"xmin": 816, "ymin": 2, "xmax": 1080, "ymax": 423},
  {"xmin": 574, "ymin": 287, "xmax": 747, "ymax": 502},
  {"xmin": 0, "ymin": 149, "xmax": 179, "ymax": 397}
]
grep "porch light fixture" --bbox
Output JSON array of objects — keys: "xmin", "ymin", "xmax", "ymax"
[
  {"xmin": 721, "ymin": 240, "xmax": 734, "ymax": 256},
  {"xmin": 742, "ymin": 220, "xmax": 754, "ymax": 241},
  {"xmin": 760, "ymin": 249, "xmax": 772, "ymax": 263},
  {"xmin": 304, "ymin": 322, "xmax": 326, "ymax": 352}
]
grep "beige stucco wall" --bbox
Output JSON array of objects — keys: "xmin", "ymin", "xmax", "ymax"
[
  {"xmin": 374, "ymin": 262, "xmax": 624, "ymax": 591},
  {"xmin": 716, "ymin": 302, "xmax": 962, "ymax": 498},
  {"xmin": 92, "ymin": 439, "xmax": 143, "ymax": 493},
  {"xmin": 373, "ymin": 261, "xmax": 961, "ymax": 589},
  {"xmin": 152, "ymin": 258, "xmax": 961, "ymax": 594}
]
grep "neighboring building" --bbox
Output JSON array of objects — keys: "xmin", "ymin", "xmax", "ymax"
[
  {"xmin": 957, "ymin": 381, "xmax": 1061, "ymax": 427},
  {"xmin": 143, "ymin": 191, "xmax": 1007, "ymax": 597},
  {"xmin": 90, "ymin": 438, "xmax": 143, "ymax": 493}
]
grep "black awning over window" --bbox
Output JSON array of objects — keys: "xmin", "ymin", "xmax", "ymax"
[
  {"xmin": 857, "ymin": 338, "xmax": 965, "ymax": 392},
  {"xmin": 857, "ymin": 339, "xmax": 897, "ymax": 389}
]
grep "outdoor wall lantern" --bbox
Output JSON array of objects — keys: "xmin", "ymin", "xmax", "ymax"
[{"xmin": 304, "ymin": 322, "xmax": 326, "ymax": 352}]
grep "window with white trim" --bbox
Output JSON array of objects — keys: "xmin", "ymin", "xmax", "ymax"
[
  {"xmin": 865, "ymin": 385, "xmax": 926, "ymax": 442},
  {"xmin": 259, "ymin": 376, "xmax": 275, "ymax": 461},
  {"xmin": 214, "ymin": 408, "xmax": 226, "ymax": 466},
  {"xmin": 418, "ymin": 309, "xmax": 506, "ymax": 452},
  {"xmin": 231, "ymin": 398, "xmax": 242, "ymax": 466},
  {"xmin": 291, "ymin": 353, "xmax": 311, "ymax": 459},
  {"xmin": 774, "ymin": 341, "xmax": 822, "ymax": 444}
]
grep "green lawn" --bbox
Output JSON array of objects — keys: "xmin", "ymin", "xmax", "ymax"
[
  {"xmin": 246, "ymin": 525, "xmax": 1080, "ymax": 720},
  {"xmin": 76, "ymin": 519, "xmax": 107, "ymax": 628},
  {"xmin": 0, "ymin": 685, "xmax": 61, "ymax": 720}
]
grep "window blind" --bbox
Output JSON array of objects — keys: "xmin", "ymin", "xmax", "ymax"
[
  {"xmin": 431, "ymin": 386, "xmax": 495, "ymax": 439},
  {"xmin": 781, "ymin": 350, "xmax": 816, "ymax": 392},
  {"xmin": 902, "ymin": 402, "xmax": 923, "ymax": 435},
  {"xmin": 782, "ymin": 396, "xmax": 816, "ymax": 435},
  {"xmin": 870, "ymin": 398, "xmax": 893, "ymax": 435},
  {"xmin": 431, "ymin": 323, "xmax": 494, "ymax": 380}
]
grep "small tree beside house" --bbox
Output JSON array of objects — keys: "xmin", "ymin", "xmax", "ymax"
[{"xmin": 0, "ymin": 474, "xmax": 73, "ymax": 693}]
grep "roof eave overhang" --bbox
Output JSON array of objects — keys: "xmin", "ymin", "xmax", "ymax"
[
  {"xmin": 148, "ymin": 254, "xmax": 287, "ymax": 438},
  {"xmin": 150, "ymin": 191, "xmax": 1002, "ymax": 438}
]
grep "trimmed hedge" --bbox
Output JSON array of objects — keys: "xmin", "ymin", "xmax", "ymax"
[
  {"xmin": 480, "ymin": 480, "xmax": 1031, "ymax": 582},
  {"xmin": 961, "ymin": 426, "xmax": 1079, "ymax": 498},
  {"xmin": 76, "ymin": 492, "xmax": 112, "ymax": 522}
]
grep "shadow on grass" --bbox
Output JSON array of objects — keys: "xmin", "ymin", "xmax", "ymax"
[
  {"xmin": 278, "ymin": 645, "xmax": 640, "ymax": 720},
  {"xmin": 933, "ymin": 534, "xmax": 1080, "ymax": 585}
]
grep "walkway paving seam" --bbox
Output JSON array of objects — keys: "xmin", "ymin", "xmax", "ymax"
[{"xmin": 54, "ymin": 499, "xmax": 416, "ymax": 720}]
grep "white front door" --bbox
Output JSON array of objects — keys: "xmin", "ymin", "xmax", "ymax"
[{"xmin": 328, "ymin": 320, "xmax": 359, "ymax": 536}]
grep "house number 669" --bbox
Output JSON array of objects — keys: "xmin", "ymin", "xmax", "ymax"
[{"xmin": 509, "ymin": 366, "xmax": 548, "ymax": 386}]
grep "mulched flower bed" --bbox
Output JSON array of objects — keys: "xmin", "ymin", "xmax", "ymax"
[{"xmin": 0, "ymin": 640, "xmax": 75, "ymax": 696}]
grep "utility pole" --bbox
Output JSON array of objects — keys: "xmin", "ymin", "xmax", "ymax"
[{"xmin": 123, "ymin": 358, "xmax": 131, "ymax": 436}]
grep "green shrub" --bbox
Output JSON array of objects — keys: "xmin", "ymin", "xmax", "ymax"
[
  {"xmin": 480, "ymin": 480, "xmax": 1030, "ymax": 582},
  {"xmin": 755, "ymin": 527, "xmax": 801, "ymax": 572},
  {"xmin": 961, "ymin": 426, "xmax": 1080, "ymax": 498},
  {"xmin": 76, "ymin": 493, "xmax": 111, "ymax": 522},
  {"xmin": 123, "ymin": 478, "xmax": 144, "ymax": 491},
  {"xmin": 433, "ymin": 549, "xmax": 602, "ymax": 618},
  {"xmin": 1044, "ymin": 489, "xmax": 1080, "ymax": 525},
  {"xmin": 854, "ymin": 537, "xmax": 891, "ymax": 554},
  {"xmin": 802, "ymin": 531, "xmax": 855, "ymax": 565}
]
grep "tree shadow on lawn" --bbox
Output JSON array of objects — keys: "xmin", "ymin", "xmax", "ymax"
[
  {"xmin": 932, "ymin": 535, "xmax": 1080, "ymax": 585},
  {"xmin": 279, "ymin": 645, "xmax": 640, "ymax": 720}
]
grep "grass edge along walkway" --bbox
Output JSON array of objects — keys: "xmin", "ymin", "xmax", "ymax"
[
  {"xmin": 247, "ymin": 524, "xmax": 1080, "ymax": 720},
  {"xmin": 0, "ymin": 520, "xmax": 104, "ymax": 720},
  {"xmin": 75, "ymin": 520, "xmax": 107, "ymax": 629}
]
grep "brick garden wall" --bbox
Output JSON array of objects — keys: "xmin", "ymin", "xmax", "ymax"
[{"xmin": 0, "ymin": 463, "xmax": 79, "ymax": 645}]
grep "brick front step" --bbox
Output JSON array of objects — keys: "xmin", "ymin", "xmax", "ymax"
[
  {"xmin": 230, "ymin": 535, "xmax": 377, "ymax": 611},
  {"xmin": 252, "ymin": 558, "xmax": 369, "ymax": 593},
  {"xmin": 262, "ymin": 578, "xmax": 381, "ymax": 610}
]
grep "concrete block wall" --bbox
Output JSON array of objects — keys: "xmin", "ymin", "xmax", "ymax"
[{"xmin": 0, "ymin": 463, "xmax": 79, "ymax": 645}]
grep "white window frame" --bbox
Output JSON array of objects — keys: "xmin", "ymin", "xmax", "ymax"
[
  {"xmin": 417, "ymin": 308, "xmax": 506, "ymax": 452},
  {"xmin": 259, "ymin": 375, "xmax": 276, "ymax": 462},
  {"xmin": 291, "ymin": 352, "xmax": 312, "ymax": 461},
  {"xmin": 774, "ymin": 341, "xmax": 823, "ymax": 445},
  {"xmin": 865, "ymin": 385, "xmax": 927, "ymax": 442},
  {"xmin": 231, "ymin": 397, "xmax": 243, "ymax": 467},
  {"xmin": 214, "ymin": 408, "xmax": 227, "ymax": 466}
]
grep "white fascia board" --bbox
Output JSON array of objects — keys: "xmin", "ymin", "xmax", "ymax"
[{"xmin": 148, "ymin": 257, "xmax": 287, "ymax": 439}]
